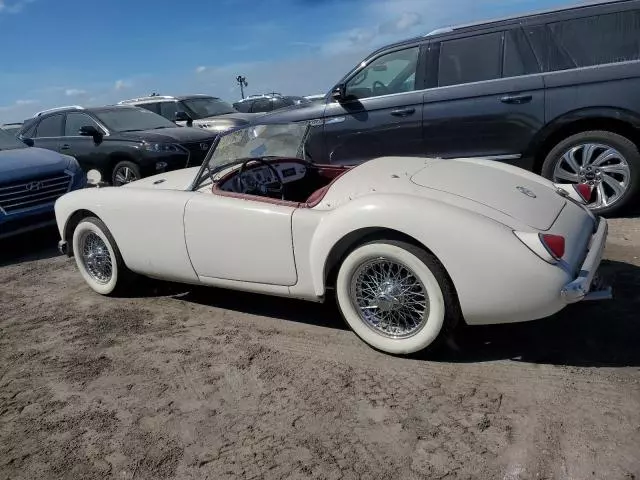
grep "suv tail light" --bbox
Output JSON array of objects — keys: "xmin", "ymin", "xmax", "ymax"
[{"xmin": 514, "ymin": 231, "xmax": 566, "ymax": 264}]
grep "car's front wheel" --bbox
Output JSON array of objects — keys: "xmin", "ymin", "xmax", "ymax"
[
  {"xmin": 541, "ymin": 130, "xmax": 640, "ymax": 216},
  {"xmin": 72, "ymin": 217, "xmax": 132, "ymax": 296},
  {"xmin": 335, "ymin": 240, "xmax": 460, "ymax": 356},
  {"xmin": 112, "ymin": 161, "xmax": 141, "ymax": 186}
]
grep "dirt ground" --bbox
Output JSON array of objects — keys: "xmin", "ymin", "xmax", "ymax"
[{"xmin": 0, "ymin": 216, "xmax": 639, "ymax": 480}]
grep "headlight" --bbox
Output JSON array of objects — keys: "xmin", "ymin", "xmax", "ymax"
[{"xmin": 144, "ymin": 143, "xmax": 183, "ymax": 153}]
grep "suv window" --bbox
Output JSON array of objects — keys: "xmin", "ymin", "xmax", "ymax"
[
  {"xmin": 160, "ymin": 102, "xmax": 180, "ymax": 120},
  {"xmin": 138, "ymin": 102, "xmax": 161, "ymax": 115},
  {"xmin": 65, "ymin": 113, "xmax": 101, "ymax": 136},
  {"xmin": 438, "ymin": 32, "xmax": 503, "ymax": 87},
  {"xmin": 35, "ymin": 114, "xmax": 64, "ymax": 137},
  {"xmin": 548, "ymin": 10, "xmax": 640, "ymax": 68},
  {"xmin": 233, "ymin": 101, "xmax": 251, "ymax": 113},
  {"xmin": 345, "ymin": 46, "xmax": 420, "ymax": 100},
  {"xmin": 251, "ymin": 98, "xmax": 273, "ymax": 112}
]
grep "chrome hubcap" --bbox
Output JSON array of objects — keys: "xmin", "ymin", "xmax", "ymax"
[
  {"xmin": 553, "ymin": 143, "xmax": 630, "ymax": 209},
  {"xmin": 114, "ymin": 167, "xmax": 137, "ymax": 186},
  {"xmin": 350, "ymin": 258, "xmax": 429, "ymax": 338},
  {"xmin": 81, "ymin": 232, "xmax": 113, "ymax": 284}
]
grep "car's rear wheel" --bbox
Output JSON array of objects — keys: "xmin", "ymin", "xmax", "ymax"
[
  {"xmin": 335, "ymin": 240, "xmax": 460, "ymax": 356},
  {"xmin": 112, "ymin": 161, "xmax": 141, "ymax": 186},
  {"xmin": 72, "ymin": 217, "xmax": 133, "ymax": 296},
  {"xmin": 541, "ymin": 131, "xmax": 640, "ymax": 216}
]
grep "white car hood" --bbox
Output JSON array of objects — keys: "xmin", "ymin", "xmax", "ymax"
[
  {"xmin": 410, "ymin": 159, "xmax": 565, "ymax": 230},
  {"xmin": 122, "ymin": 167, "xmax": 200, "ymax": 191}
]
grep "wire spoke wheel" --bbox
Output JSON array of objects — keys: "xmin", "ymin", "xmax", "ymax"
[
  {"xmin": 350, "ymin": 257, "xmax": 429, "ymax": 339},
  {"xmin": 80, "ymin": 231, "xmax": 113, "ymax": 284},
  {"xmin": 553, "ymin": 142, "xmax": 631, "ymax": 209}
]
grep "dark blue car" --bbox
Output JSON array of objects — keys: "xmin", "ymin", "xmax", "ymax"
[{"xmin": 0, "ymin": 129, "xmax": 86, "ymax": 240}]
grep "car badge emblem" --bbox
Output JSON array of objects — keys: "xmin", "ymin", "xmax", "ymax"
[
  {"xmin": 200, "ymin": 143, "xmax": 209, "ymax": 151},
  {"xmin": 516, "ymin": 186, "xmax": 536, "ymax": 198},
  {"xmin": 25, "ymin": 181, "xmax": 42, "ymax": 192}
]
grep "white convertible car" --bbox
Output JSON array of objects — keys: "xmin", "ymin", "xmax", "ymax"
[{"xmin": 55, "ymin": 122, "xmax": 611, "ymax": 355}]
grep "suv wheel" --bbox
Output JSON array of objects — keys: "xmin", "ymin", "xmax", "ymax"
[
  {"xmin": 112, "ymin": 161, "xmax": 141, "ymax": 186},
  {"xmin": 541, "ymin": 130, "xmax": 640, "ymax": 216}
]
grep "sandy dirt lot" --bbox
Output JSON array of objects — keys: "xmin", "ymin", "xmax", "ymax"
[{"xmin": 0, "ymin": 216, "xmax": 639, "ymax": 480}]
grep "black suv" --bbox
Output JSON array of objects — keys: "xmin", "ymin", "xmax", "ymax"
[
  {"xmin": 260, "ymin": 0, "xmax": 640, "ymax": 215},
  {"xmin": 17, "ymin": 105, "xmax": 218, "ymax": 186}
]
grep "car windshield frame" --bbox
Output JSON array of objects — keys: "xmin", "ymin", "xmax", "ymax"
[
  {"xmin": 0, "ymin": 128, "xmax": 28, "ymax": 150},
  {"xmin": 190, "ymin": 121, "xmax": 311, "ymax": 191},
  {"xmin": 94, "ymin": 107, "xmax": 178, "ymax": 132},
  {"xmin": 182, "ymin": 97, "xmax": 237, "ymax": 119}
]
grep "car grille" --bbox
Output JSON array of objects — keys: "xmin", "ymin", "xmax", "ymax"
[
  {"xmin": 181, "ymin": 140, "xmax": 215, "ymax": 167},
  {"xmin": 0, "ymin": 173, "xmax": 72, "ymax": 214}
]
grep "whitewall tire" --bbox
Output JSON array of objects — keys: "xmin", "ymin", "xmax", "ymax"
[
  {"xmin": 72, "ymin": 217, "xmax": 131, "ymax": 296},
  {"xmin": 335, "ymin": 240, "xmax": 459, "ymax": 355}
]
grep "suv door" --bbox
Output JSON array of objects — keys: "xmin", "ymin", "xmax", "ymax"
[
  {"xmin": 423, "ymin": 28, "xmax": 545, "ymax": 166},
  {"xmin": 60, "ymin": 112, "xmax": 108, "ymax": 172},
  {"xmin": 31, "ymin": 114, "xmax": 65, "ymax": 153},
  {"xmin": 323, "ymin": 44, "xmax": 426, "ymax": 165}
]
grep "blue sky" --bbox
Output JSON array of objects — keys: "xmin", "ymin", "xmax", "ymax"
[{"xmin": 0, "ymin": 0, "xmax": 577, "ymax": 123}]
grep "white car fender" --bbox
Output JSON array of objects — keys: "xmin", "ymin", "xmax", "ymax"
[
  {"xmin": 298, "ymin": 194, "xmax": 571, "ymax": 325},
  {"xmin": 55, "ymin": 187, "xmax": 200, "ymax": 283}
]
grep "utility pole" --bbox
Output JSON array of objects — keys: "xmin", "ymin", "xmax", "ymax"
[{"xmin": 236, "ymin": 75, "xmax": 248, "ymax": 99}]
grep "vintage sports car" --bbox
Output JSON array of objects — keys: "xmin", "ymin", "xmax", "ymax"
[{"xmin": 54, "ymin": 122, "xmax": 611, "ymax": 355}]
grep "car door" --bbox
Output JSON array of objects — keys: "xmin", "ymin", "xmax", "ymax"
[
  {"xmin": 322, "ymin": 44, "xmax": 426, "ymax": 165},
  {"xmin": 30, "ymin": 114, "xmax": 64, "ymax": 153},
  {"xmin": 59, "ymin": 112, "xmax": 108, "ymax": 172},
  {"xmin": 183, "ymin": 194, "xmax": 298, "ymax": 286},
  {"xmin": 422, "ymin": 28, "xmax": 545, "ymax": 164}
]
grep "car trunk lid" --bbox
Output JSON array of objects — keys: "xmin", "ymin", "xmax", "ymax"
[{"xmin": 410, "ymin": 160, "xmax": 566, "ymax": 231}]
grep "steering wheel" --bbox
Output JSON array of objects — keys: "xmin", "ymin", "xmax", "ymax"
[
  {"xmin": 236, "ymin": 158, "xmax": 285, "ymax": 200},
  {"xmin": 372, "ymin": 80, "xmax": 388, "ymax": 96}
]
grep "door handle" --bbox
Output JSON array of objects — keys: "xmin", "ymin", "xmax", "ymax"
[
  {"xmin": 500, "ymin": 94, "xmax": 533, "ymax": 105},
  {"xmin": 60, "ymin": 144, "xmax": 71, "ymax": 150},
  {"xmin": 390, "ymin": 107, "xmax": 416, "ymax": 117}
]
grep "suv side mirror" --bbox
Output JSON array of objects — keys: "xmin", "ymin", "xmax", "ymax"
[
  {"xmin": 331, "ymin": 84, "xmax": 346, "ymax": 102},
  {"xmin": 79, "ymin": 125, "xmax": 102, "ymax": 138},
  {"xmin": 22, "ymin": 137, "xmax": 34, "ymax": 147},
  {"xmin": 174, "ymin": 111, "xmax": 193, "ymax": 127}
]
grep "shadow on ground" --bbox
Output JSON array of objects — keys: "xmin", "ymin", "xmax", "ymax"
[
  {"xmin": 0, "ymin": 226, "xmax": 60, "ymax": 267},
  {"xmin": 143, "ymin": 259, "xmax": 640, "ymax": 368}
]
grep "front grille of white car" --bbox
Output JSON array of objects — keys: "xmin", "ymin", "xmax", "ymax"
[{"xmin": 0, "ymin": 173, "xmax": 72, "ymax": 214}]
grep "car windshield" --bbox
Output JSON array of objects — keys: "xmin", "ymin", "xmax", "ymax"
[
  {"xmin": 94, "ymin": 107, "xmax": 177, "ymax": 132},
  {"xmin": 0, "ymin": 128, "xmax": 27, "ymax": 150},
  {"xmin": 194, "ymin": 122, "xmax": 310, "ymax": 188},
  {"xmin": 182, "ymin": 97, "xmax": 237, "ymax": 119}
]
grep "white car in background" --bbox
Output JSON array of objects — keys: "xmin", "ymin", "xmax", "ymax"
[{"xmin": 54, "ymin": 122, "xmax": 611, "ymax": 356}]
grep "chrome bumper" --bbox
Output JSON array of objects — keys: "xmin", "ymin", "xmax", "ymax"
[{"xmin": 561, "ymin": 217, "xmax": 612, "ymax": 303}]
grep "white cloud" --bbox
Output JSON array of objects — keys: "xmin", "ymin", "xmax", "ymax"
[
  {"xmin": 195, "ymin": 66, "xmax": 207, "ymax": 74},
  {"xmin": 0, "ymin": 0, "xmax": 36, "ymax": 14},
  {"xmin": 114, "ymin": 79, "xmax": 132, "ymax": 90},
  {"xmin": 65, "ymin": 88, "xmax": 87, "ymax": 97}
]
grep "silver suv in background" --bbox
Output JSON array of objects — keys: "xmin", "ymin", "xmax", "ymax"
[{"xmin": 118, "ymin": 94, "xmax": 260, "ymax": 133}]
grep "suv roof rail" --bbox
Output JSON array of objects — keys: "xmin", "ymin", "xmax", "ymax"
[
  {"xmin": 34, "ymin": 105, "xmax": 84, "ymax": 116},
  {"xmin": 118, "ymin": 95, "xmax": 176, "ymax": 104},
  {"xmin": 423, "ymin": 0, "xmax": 625, "ymax": 36}
]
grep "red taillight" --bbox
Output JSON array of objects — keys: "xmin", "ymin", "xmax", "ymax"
[
  {"xmin": 574, "ymin": 183, "xmax": 593, "ymax": 203},
  {"xmin": 540, "ymin": 234, "xmax": 565, "ymax": 260}
]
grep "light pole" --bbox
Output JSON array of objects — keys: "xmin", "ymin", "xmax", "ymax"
[{"xmin": 236, "ymin": 75, "xmax": 248, "ymax": 99}]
